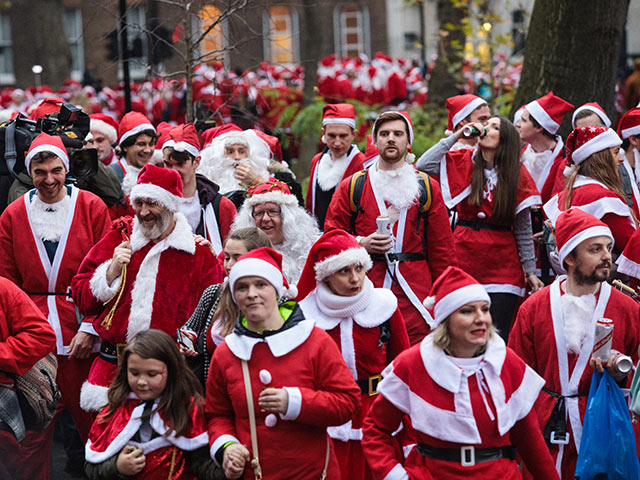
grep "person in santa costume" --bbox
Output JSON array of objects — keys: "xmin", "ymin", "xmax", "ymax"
[
  {"xmin": 0, "ymin": 133, "xmax": 112, "ymax": 477},
  {"xmin": 325, "ymin": 111, "xmax": 456, "ymax": 345},
  {"xmin": 518, "ymin": 92, "xmax": 574, "ymax": 203},
  {"xmin": 161, "ymin": 123, "xmax": 237, "ymax": 256},
  {"xmin": 231, "ymin": 179, "xmax": 320, "ymax": 283},
  {"xmin": 543, "ymin": 126, "xmax": 637, "ymax": 252},
  {"xmin": 362, "ymin": 266, "xmax": 558, "ymax": 480},
  {"xmin": 85, "ymin": 329, "xmax": 224, "ymax": 480},
  {"xmin": 509, "ymin": 209, "xmax": 640, "ymax": 479},
  {"xmin": 306, "ymin": 104, "xmax": 365, "ymax": 230},
  {"xmin": 417, "ymin": 115, "xmax": 543, "ymax": 340},
  {"xmin": 71, "ymin": 163, "xmax": 223, "ymax": 412},
  {"xmin": 617, "ymin": 108, "xmax": 640, "ymax": 204},
  {"xmin": 86, "ymin": 113, "xmax": 120, "ymax": 167},
  {"xmin": 295, "ymin": 229, "xmax": 409, "ymax": 479},
  {"xmin": 0, "ymin": 276, "xmax": 57, "ymax": 480},
  {"xmin": 204, "ymin": 247, "xmax": 360, "ymax": 479}
]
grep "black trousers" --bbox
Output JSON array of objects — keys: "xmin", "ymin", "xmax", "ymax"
[{"xmin": 488, "ymin": 293, "xmax": 519, "ymax": 343}]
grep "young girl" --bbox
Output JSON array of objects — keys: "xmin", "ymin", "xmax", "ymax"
[{"xmin": 85, "ymin": 329, "xmax": 224, "ymax": 480}]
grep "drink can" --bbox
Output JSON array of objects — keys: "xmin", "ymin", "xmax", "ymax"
[
  {"xmin": 592, "ymin": 318, "xmax": 613, "ymax": 362},
  {"xmin": 462, "ymin": 125, "xmax": 487, "ymax": 138},
  {"xmin": 376, "ymin": 216, "xmax": 391, "ymax": 236},
  {"xmin": 613, "ymin": 352, "xmax": 634, "ymax": 374}
]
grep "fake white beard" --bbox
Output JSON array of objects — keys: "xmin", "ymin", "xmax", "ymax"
[
  {"xmin": 30, "ymin": 194, "xmax": 71, "ymax": 242},
  {"xmin": 521, "ymin": 147, "xmax": 552, "ymax": 185},
  {"xmin": 371, "ymin": 162, "xmax": 420, "ymax": 209},
  {"xmin": 122, "ymin": 166, "xmax": 141, "ymax": 197},
  {"xmin": 198, "ymin": 156, "xmax": 270, "ymax": 194},
  {"xmin": 560, "ymin": 292, "xmax": 596, "ymax": 354},
  {"xmin": 317, "ymin": 153, "xmax": 350, "ymax": 191}
]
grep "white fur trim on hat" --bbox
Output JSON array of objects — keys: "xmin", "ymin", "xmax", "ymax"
[
  {"xmin": 558, "ymin": 225, "xmax": 614, "ymax": 265},
  {"xmin": 526, "ymin": 100, "xmax": 559, "ymax": 135},
  {"xmin": 322, "ymin": 117, "xmax": 356, "ymax": 129},
  {"xmin": 119, "ymin": 123, "xmax": 156, "ymax": 146},
  {"xmin": 220, "ymin": 131, "xmax": 249, "ymax": 147},
  {"xmin": 313, "ymin": 247, "xmax": 373, "ymax": 281},
  {"xmin": 571, "ymin": 129, "xmax": 621, "ymax": 165},
  {"xmin": 452, "ymin": 97, "xmax": 487, "ymax": 130},
  {"xmin": 621, "ymin": 124, "xmax": 640, "ymax": 139},
  {"xmin": 244, "ymin": 190, "xmax": 298, "ymax": 209},
  {"xmin": 571, "ymin": 105, "xmax": 611, "ymax": 129},
  {"xmin": 162, "ymin": 139, "xmax": 176, "ymax": 150},
  {"xmin": 172, "ymin": 141, "xmax": 200, "ymax": 158},
  {"xmin": 130, "ymin": 183, "xmax": 181, "ymax": 212},
  {"xmin": 433, "ymin": 284, "xmax": 491, "ymax": 327},
  {"xmin": 229, "ymin": 257, "xmax": 286, "ymax": 300},
  {"xmin": 25, "ymin": 144, "xmax": 69, "ymax": 173},
  {"xmin": 91, "ymin": 118, "xmax": 118, "ymax": 144}
]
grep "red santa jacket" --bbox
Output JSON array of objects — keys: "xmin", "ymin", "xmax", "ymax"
[
  {"xmin": 544, "ymin": 176, "xmax": 637, "ymax": 251},
  {"xmin": 86, "ymin": 396, "xmax": 208, "ymax": 480},
  {"xmin": 0, "ymin": 187, "xmax": 111, "ymax": 355},
  {"xmin": 442, "ymin": 148, "xmax": 541, "ymax": 295},
  {"xmin": 0, "ymin": 276, "xmax": 56, "ymax": 385},
  {"xmin": 324, "ymin": 166, "xmax": 456, "ymax": 345},
  {"xmin": 521, "ymin": 139, "xmax": 565, "ymax": 204},
  {"xmin": 305, "ymin": 146, "xmax": 365, "ymax": 217},
  {"xmin": 205, "ymin": 304, "xmax": 360, "ymax": 480},
  {"xmin": 509, "ymin": 278, "xmax": 640, "ymax": 480}
]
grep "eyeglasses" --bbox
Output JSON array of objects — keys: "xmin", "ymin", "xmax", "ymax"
[{"xmin": 252, "ymin": 208, "xmax": 281, "ymax": 220}]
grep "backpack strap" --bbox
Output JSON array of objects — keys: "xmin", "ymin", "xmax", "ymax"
[
  {"xmin": 415, "ymin": 171, "xmax": 433, "ymax": 258},
  {"xmin": 211, "ymin": 192, "xmax": 222, "ymax": 225},
  {"xmin": 348, "ymin": 169, "xmax": 368, "ymax": 234}
]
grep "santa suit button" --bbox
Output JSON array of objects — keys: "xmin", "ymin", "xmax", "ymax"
[
  {"xmin": 477, "ymin": 212, "xmax": 487, "ymax": 219},
  {"xmin": 259, "ymin": 369, "xmax": 272, "ymax": 385},
  {"xmin": 265, "ymin": 413, "xmax": 277, "ymax": 428}
]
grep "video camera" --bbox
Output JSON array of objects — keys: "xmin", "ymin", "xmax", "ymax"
[{"xmin": 0, "ymin": 102, "xmax": 98, "ymax": 180}]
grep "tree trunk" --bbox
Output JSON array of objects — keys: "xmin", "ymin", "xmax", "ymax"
[
  {"xmin": 11, "ymin": 0, "xmax": 72, "ymax": 88},
  {"xmin": 426, "ymin": 0, "xmax": 468, "ymax": 108},
  {"xmin": 513, "ymin": 0, "xmax": 629, "ymax": 135}
]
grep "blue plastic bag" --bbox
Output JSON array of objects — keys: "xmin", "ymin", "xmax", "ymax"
[{"xmin": 575, "ymin": 370, "xmax": 640, "ymax": 480}]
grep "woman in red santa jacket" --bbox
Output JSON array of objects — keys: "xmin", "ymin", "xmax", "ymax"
[
  {"xmin": 295, "ymin": 229, "xmax": 410, "ymax": 480},
  {"xmin": 204, "ymin": 247, "xmax": 360, "ymax": 480},
  {"xmin": 362, "ymin": 266, "xmax": 559, "ymax": 480},
  {"xmin": 418, "ymin": 116, "xmax": 543, "ymax": 340},
  {"xmin": 544, "ymin": 126, "xmax": 637, "ymax": 253}
]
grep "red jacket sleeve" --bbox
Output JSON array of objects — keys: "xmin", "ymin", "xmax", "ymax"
[
  {"xmin": 387, "ymin": 308, "xmax": 410, "ymax": 363},
  {"xmin": 217, "ymin": 196, "xmax": 237, "ymax": 243},
  {"xmin": 0, "ymin": 205, "xmax": 22, "ymax": 286},
  {"xmin": 510, "ymin": 410, "xmax": 561, "ymax": 479},
  {"xmin": 0, "ymin": 277, "xmax": 56, "ymax": 381},
  {"xmin": 424, "ymin": 177, "xmax": 457, "ymax": 278},
  {"xmin": 323, "ymin": 176, "xmax": 354, "ymax": 233},
  {"xmin": 507, "ymin": 295, "xmax": 539, "ymax": 373}
]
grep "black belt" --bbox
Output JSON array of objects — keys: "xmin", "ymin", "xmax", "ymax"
[
  {"xmin": 355, "ymin": 374, "xmax": 381, "ymax": 396},
  {"xmin": 416, "ymin": 443, "xmax": 516, "ymax": 466},
  {"xmin": 98, "ymin": 341, "xmax": 127, "ymax": 365},
  {"xmin": 457, "ymin": 219, "xmax": 511, "ymax": 232},
  {"xmin": 542, "ymin": 387, "xmax": 587, "ymax": 445},
  {"xmin": 370, "ymin": 252, "xmax": 425, "ymax": 262}
]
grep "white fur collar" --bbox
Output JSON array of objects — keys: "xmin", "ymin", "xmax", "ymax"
[
  {"xmin": 130, "ymin": 212, "xmax": 196, "ymax": 254},
  {"xmin": 560, "ymin": 291, "xmax": 596, "ymax": 354},
  {"xmin": 370, "ymin": 162, "xmax": 419, "ymax": 209},
  {"xmin": 29, "ymin": 193, "xmax": 71, "ymax": 242},
  {"xmin": 122, "ymin": 165, "xmax": 141, "ymax": 197},
  {"xmin": 316, "ymin": 146, "xmax": 360, "ymax": 191},
  {"xmin": 224, "ymin": 318, "xmax": 315, "ymax": 360}
]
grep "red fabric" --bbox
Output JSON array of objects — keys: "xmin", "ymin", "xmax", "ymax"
[
  {"xmin": 205, "ymin": 327, "xmax": 360, "ymax": 480},
  {"xmin": 542, "ymin": 154, "xmax": 566, "ymax": 203},
  {"xmin": 135, "ymin": 163, "xmax": 183, "ymax": 199},
  {"xmin": 325, "ymin": 173, "xmax": 457, "ymax": 344},
  {"xmin": 56, "ymin": 355, "xmax": 96, "ymax": 441},
  {"xmin": 213, "ymin": 195, "xmax": 237, "ymax": 245},
  {"xmin": 0, "ymin": 424, "xmax": 56, "ymax": 480},
  {"xmin": 508, "ymin": 284, "xmax": 640, "ymax": 479}
]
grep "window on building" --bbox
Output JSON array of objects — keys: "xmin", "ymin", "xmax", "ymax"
[
  {"xmin": 125, "ymin": 5, "xmax": 149, "ymax": 79},
  {"xmin": 264, "ymin": 6, "xmax": 297, "ymax": 64},
  {"xmin": 335, "ymin": 4, "xmax": 368, "ymax": 58},
  {"xmin": 64, "ymin": 8, "xmax": 84, "ymax": 80},
  {"xmin": 0, "ymin": 12, "xmax": 13, "ymax": 83},
  {"xmin": 198, "ymin": 5, "xmax": 225, "ymax": 64}
]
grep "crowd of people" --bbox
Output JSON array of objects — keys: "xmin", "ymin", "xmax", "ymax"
[{"xmin": 1, "ymin": 70, "xmax": 640, "ymax": 480}]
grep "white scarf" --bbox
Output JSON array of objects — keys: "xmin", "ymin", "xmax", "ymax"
[
  {"xmin": 314, "ymin": 278, "xmax": 373, "ymax": 318},
  {"xmin": 30, "ymin": 193, "xmax": 70, "ymax": 242}
]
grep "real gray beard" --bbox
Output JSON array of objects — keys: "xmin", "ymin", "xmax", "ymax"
[{"xmin": 137, "ymin": 208, "xmax": 172, "ymax": 240}]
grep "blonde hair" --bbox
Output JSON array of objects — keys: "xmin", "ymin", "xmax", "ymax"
[{"xmin": 431, "ymin": 318, "xmax": 496, "ymax": 356}]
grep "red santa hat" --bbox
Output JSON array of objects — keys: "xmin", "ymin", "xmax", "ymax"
[
  {"xmin": 228, "ymin": 247, "xmax": 297, "ymax": 301},
  {"xmin": 252, "ymin": 130, "xmax": 283, "ymax": 162},
  {"xmin": 525, "ymin": 91, "xmax": 574, "ymax": 135},
  {"xmin": 571, "ymin": 102, "xmax": 611, "ymax": 129},
  {"xmin": 445, "ymin": 94, "xmax": 487, "ymax": 133},
  {"xmin": 364, "ymin": 134, "xmax": 378, "ymax": 161},
  {"xmin": 244, "ymin": 179, "xmax": 298, "ymax": 209},
  {"xmin": 89, "ymin": 113, "xmax": 119, "ymax": 144},
  {"xmin": 555, "ymin": 208, "xmax": 613, "ymax": 265},
  {"xmin": 295, "ymin": 229, "xmax": 372, "ymax": 301},
  {"xmin": 25, "ymin": 132, "xmax": 69, "ymax": 174},
  {"xmin": 422, "ymin": 266, "xmax": 490, "ymax": 328},
  {"xmin": 129, "ymin": 163, "xmax": 183, "ymax": 212},
  {"xmin": 118, "ymin": 111, "xmax": 156, "ymax": 146},
  {"xmin": 165, "ymin": 123, "xmax": 201, "ymax": 158},
  {"xmin": 30, "ymin": 97, "xmax": 65, "ymax": 120},
  {"xmin": 372, "ymin": 111, "xmax": 414, "ymax": 144},
  {"xmin": 322, "ymin": 103, "xmax": 356, "ymax": 129},
  {"xmin": 563, "ymin": 126, "xmax": 621, "ymax": 177},
  {"xmin": 617, "ymin": 108, "xmax": 640, "ymax": 139},
  {"xmin": 201, "ymin": 123, "xmax": 242, "ymax": 147}
]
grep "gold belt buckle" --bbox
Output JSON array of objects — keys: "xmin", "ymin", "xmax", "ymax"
[
  {"xmin": 116, "ymin": 343, "xmax": 127, "ymax": 363},
  {"xmin": 368, "ymin": 374, "xmax": 382, "ymax": 396}
]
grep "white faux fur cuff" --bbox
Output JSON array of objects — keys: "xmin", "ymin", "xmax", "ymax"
[
  {"xmin": 80, "ymin": 381, "xmax": 109, "ymax": 412},
  {"xmin": 280, "ymin": 387, "xmax": 302, "ymax": 420},
  {"xmin": 78, "ymin": 322, "xmax": 98, "ymax": 336},
  {"xmin": 384, "ymin": 464, "xmax": 410, "ymax": 480},
  {"xmin": 89, "ymin": 260, "xmax": 122, "ymax": 303}
]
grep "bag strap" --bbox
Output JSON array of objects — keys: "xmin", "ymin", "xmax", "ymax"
[
  {"xmin": 348, "ymin": 169, "xmax": 368, "ymax": 233},
  {"xmin": 241, "ymin": 359, "xmax": 262, "ymax": 480}
]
